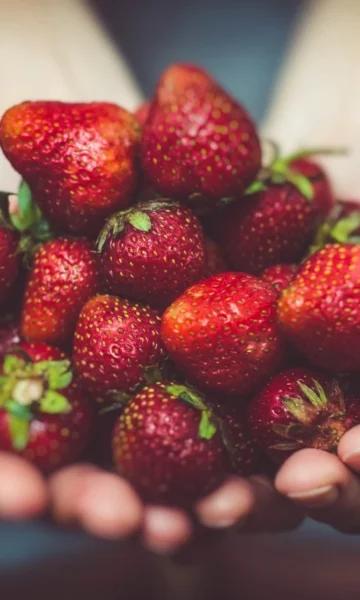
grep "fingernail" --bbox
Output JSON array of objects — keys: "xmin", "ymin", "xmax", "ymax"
[
  {"xmin": 342, "ymin": 450, "xmax": 360, "ymax": 470},
  {"xmin": 287, "ymin": 485, "xmax": 339, "ymax": 507}
]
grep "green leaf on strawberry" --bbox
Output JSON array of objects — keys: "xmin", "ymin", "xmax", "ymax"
[
  {"xmin": 3, "ymin": 355, "xmax": 24, "ymax": 375},
  {"xmin": 199, "ymin": 410, "xmax": 217, "ymax": 440},
  {"xmin": 127, "ymin": 210, "xmax": 152, "ymax": 232},
  {"xmin": 166, "ymin": 384, "xmax": 217, "ymax": 440},
  {"xmin": 34, "ymin": 359, "xmax": 73, "ymax": 390},
  {"xmin": 330, "ymin": 212, "xmax": 360, "ymax": 243},
  {"xmin": 9, "ymin": 414, "xmax": 30, "ymax": 450},
  {"xmin": 39, "ymin": 390, "xmax": 71, "ymax": 414}
]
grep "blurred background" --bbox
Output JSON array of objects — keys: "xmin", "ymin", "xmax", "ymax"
[{"xmin": 0, "ymin": 0, "xmax": 360, "ymax": 598}]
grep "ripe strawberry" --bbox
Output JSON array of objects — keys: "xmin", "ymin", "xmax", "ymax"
[
  {"xmin": 290, "ymin": 158, "xmax": 334, "ymax": 217},
  {"xmin": 0, "ymin": 343, "xmax": 94, "ymax": 472},
  {"xmin": 0, "ymin": 225, "xmax": 19, "ymax": 305},
  {"xmin": 0, "ymin": 101, "xmax": 140, "ymax": 235},
  {"xmin": 135, "ymin": 101, "xmax": 151, "ymax": 126},
  {"xmin": 278, "ymin": 244, "xmax": 360, "ymax": 371},
  {"xmin": 73, "ymin": 294, "xmax": 163, "ymax": 398},
  {"xmin": 21, "ymin": 238, "xmax": 100, "ymax": 346},
  {"xmin": 203, "ymin": 237, "xmax": 228, "ymax": 276},
  {"xmin": 261, "ymin": 264, "xmax": 298, "ymax": 295},
  {"xmin": 98, "ymin": 199, "xmax": 206, "ymax": 308},
  {"xmin": 161, "ymin": 273, "xmax": 284, "ymax": 396},
  {"xmin": 112, "ymin": 382, "xmax": 226, "ymax": 504},
  {"xmin": 19, "ymin": 340, "xmax": 65, "ymax": 362},
  {"xmin": 213, "ymin": 183, "xmax": 323, "ymax": 274},
  {"xmin": 141, "ymin": 64, "xmax": 261, "ymax": 202},
  {"xmin": 248, "ymin": 368, "xmax": 360, "ymax": 463}
]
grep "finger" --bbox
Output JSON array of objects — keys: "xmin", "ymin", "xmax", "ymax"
[
  {"xmin": 195, "ymin": 477, "xmax": 255, "ymax": 528},
  {"xmin": 275, "ymin": 448, "xmax": 360, "ymax": 532},
  {"xmin": 48, "ymin": 463, "xmax": 99, "ymax": 523},
  {"xmin": 0, "ymin": 452, "xmax": 48, "ymax": 519},
  {"xmin": 243, "ymin": 475, "xmax": 304, "ymax": 532},
  {"xmin": 338, "ymin": 425, "xmax": 360, "ymax": 472},
  {"xmin": 195, "ymin": 475, "xmax": 302, "ymax": 532},
  {"xmin": 49, "ymin": 464, "xmax": 143, "ymax": 539},
  {"xmin": 143, "ymin": 506, "xmax": 192, "ymax": 554}
]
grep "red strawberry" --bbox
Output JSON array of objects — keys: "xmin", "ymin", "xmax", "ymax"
[
  {"xmin": 135, "ymin": 101, "xmax": 151, "ymax": 126},
  {"xmin": 290, "ymin": 158, "xmax": 334, "ymax": 217},
  {"xmin": 203, "ymin": 237, "xmax": 228, "ymax": 276},
  {"xmin": 21, "ymin": 238, "xmax": 100, "ymax": 345},
  {"xmin": 261, "ymin": 263, "xmax": 298, "ymax": 295},
  {"xmin": 0, "ymin": 343, "xmax": 94, "ymax": 472},
  {"xmin": 248, "ymin": 368, "xmax": 360, "ymax": 463},
  {"xmin": 210, "ymin": 147, "xmax": 337, "ymax": 274},
  {"xmin": 278, "ymin": 244, "xmax": 360, "ymax": 371},
  {"xmin": 98, "ymin": 199, "xmax": 206, "ymax": 308},
  {"xmin": 0, "ymin": 225, "xmax": 19, "ymax": 304},
  {"xmin": 73, "ymin": 294, "xmax": 163, "ymax": 398},
  {"xmin": 213, "ymin": 183, "xmax": 323, "ymax": 274},
  {"xmin": 141, "ymin": 64, "xmax": 261, "ymax": 202},
  {"xmin": 161, "ymin": 273, "xmax": 284, "ymax": 396},
  {"xmin": 0, "ymin": 101, "xmax": 140, "ymax": 235},
  {"xmin": 19, "ymin": 340, "xmax": 65, "ymax": 362},
  {"xmin": 112, "ymin": 382, "xmax": 226, "ymax": 504}
]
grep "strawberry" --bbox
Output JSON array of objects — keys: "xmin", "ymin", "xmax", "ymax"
[
  {"xmin": 289, "ymin": 157, "xmax": 334, "ymax": 217},
  {"xmin": 0, "ymin": 101, "xmax": 140, "ymax": 235},
  {"xmin": 21, "ymin": 238, "xmax": 100, "ymax": 346},
  {"xmin": 141, "ymin": 64, "xmax": 261, "ymax": 202},
  {"xmin": 261, "ymin": 264, "xmax": 298, "ymax": 295},
  {"xmin": 248, "ymin": 368, "xmax": 360, "ymax": 463},
  {"xmin": 112, "ymin": 382, "xmax": 226, "ymax": 504},
  {"xmin": 203, "ymin": 237, "xmax": 228, "ymax": 276},
  {"xmin": 278, "ymin": 244, "xmax": 360, "ymax": 371},
  {"xmin": 213, "ymin": 182, "xmax": 324, "ymax": 274},
  {"xmin": 135, "ymin": 101, "xmax": 151, "ymax": 126},
  {"xmin": 0, "ymin": 342, "xmax": 94, "ymax": 472},
  {"xmin": 73, "ymin": 294, "xmax": 163, "ymax": 399},
  {"xmin": 210, "ymin": 146, "xmax": 338, "ymax": 274},
  {"xmin": 161, "ymin": 273, "xmax": 284, "ymax": 396},
  {"xmin": 97, "ymin": 199, "xmax": 206, "ymax": 308}
]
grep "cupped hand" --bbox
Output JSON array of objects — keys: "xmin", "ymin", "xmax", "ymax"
[{"xmin": 47, "ymin": 465, "xmax": 303, "ymax": 554}]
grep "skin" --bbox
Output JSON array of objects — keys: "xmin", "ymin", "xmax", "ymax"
[{"xmin": 3, "ymin": 424, "xmax": 360, "ymax": 551}]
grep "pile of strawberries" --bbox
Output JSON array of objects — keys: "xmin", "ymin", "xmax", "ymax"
[{"xmin": 0, "ymin": 63, "xmax": 359, "ymax": 506}]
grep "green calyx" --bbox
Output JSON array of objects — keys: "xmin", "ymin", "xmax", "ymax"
[
  {"xmin": 11, "ymin": 180, "xmax": 52, "ymax": 242},
  {"xmin": 0, "ymin": 180, "xmax": 53, "ymax": 264},
  {"xmin": 245, "ymin": 145, "xmax": 346, "ymax": 201},
  {"xmin": 0, "ymin": 354, "xmax": 73, "ymax": 450},
  {"xmin": 166, "ymin": 384, "xmax": 217, "ymax": 440},
  {"xmin": 96, "ymin": 198, "xmax": 179, "ymax": 252}
]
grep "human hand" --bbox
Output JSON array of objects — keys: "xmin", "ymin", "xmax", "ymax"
[
  {"xmin": 47, "ymin": 465, "xmax": 303, "ymax": 554},
  {"xmin": 274, "ymin": 425, "xmax": 360, "ymax": 533}
]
